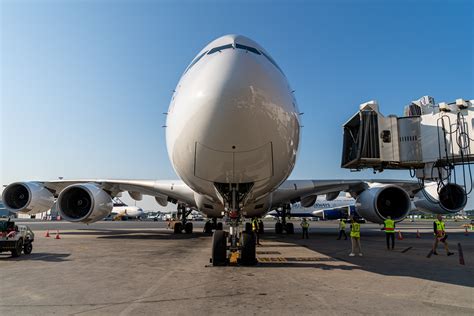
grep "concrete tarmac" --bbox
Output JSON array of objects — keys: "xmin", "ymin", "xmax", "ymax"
[{"xmin": 0, "ymin": 219, "xmax": 473, "ymax": 315}]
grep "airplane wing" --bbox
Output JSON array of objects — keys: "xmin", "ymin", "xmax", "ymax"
[
  {"xmin": 42, "ymin": 179, "xmax": 196, "ymax": 207},
  {"xmin": 271, "ymin": 179, "xmax": 421, "ymax": 206}
]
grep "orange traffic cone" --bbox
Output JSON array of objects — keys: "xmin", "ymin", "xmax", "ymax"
[
  {"xmin": 45, "ymin": 230, "xmax": 50, "ymax": 237},
  {"xmin": 55, "ymin": 230, "xmax": 61, "ymax": 239},
  {"xmin": 416, "ymin": 229, "xmax": 421, "ymax": 238},
  {"xmin": 465, "ymin": 227, "xmax": 469, "ymax": 236},
  {"xmin": 397, "ymin": 230, "xmax": 404, "ymax": 240}
]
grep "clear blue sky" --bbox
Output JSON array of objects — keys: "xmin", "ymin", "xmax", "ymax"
[{"xmin": 1, "ymin": 0, "xmax": 473, "ymax": 210}]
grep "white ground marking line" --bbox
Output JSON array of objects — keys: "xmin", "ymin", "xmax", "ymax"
[{"xmin": 119, "ymin": 270, "xmax": 174, "ymax": 316}]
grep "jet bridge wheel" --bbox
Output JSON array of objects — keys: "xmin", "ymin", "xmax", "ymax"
[
  {"xmin": 184, "ymin": 222, "xmax": 193, "ymax": 234},
  {"xmin": 240, "ymin": 232, "xmax": 257, "ymax": 266},
  {"xmin": 212, "ymin": 230, "xmax": 227, "ymax": 266},
  {"xmin": 11, "ymin": 238, "xmax": 23, "ymax": 257}
]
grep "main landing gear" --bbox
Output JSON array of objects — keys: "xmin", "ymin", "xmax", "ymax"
[
  {"xmin": 210, "ymin": 183, "xmax": 257, "ymax": 266},
  {"xmin": 274, "ymin": 204, "xmax": 294, "ymax": 234},
  {"xmin": 172, "ymin": 204, "xmax": 193, "ymax": 234},
  {"xmin": 204, "ymin": 218, "xmax": 223, "ymax": 234}
]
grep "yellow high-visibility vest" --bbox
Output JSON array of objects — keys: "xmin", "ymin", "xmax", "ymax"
[
  {"xmin": 435, "ymin": 219, "xmax": 445, "ymax": 237},
  {"xmin": 350, "ymin": 222, "xmax": 360, "ymax": 238},
  {"xmin": 301, "ymin": 221, "xmax": 309, "ymax": 229},
  {"xmin": 384, "ymin": 219, "xmax": 395, "ymax": 233},
  {"xmin": 339, "ymin": 220, "xmax": 346, "ymax": 230}
]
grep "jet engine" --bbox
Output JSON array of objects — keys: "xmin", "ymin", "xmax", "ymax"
[
  {"xmin": 355, "ymin": 185, "xmax": 411, "ymax": 223},
  {"xmin": 2, "ymin": 182, "xmax": 55, "ymax": 214},
  {"xmin": 57, "ymin": 183, "xmax": 113, "ymax": 223},
  {"xmin": 414, "ymin": 183, "xmax": 467, "ymax": 214},
  {"xmin": 301, "ymin": 195, "xmax": 317, "ymax": 207}
]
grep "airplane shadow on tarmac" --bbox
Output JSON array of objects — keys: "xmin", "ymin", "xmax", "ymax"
[
  {"xmin": 0, "ymin": 252, "xmax": 71, "ymax": 262},
  {"xmin": 264, "ymin": 230, "xmax": 474, "ymax": 288},
  {"xmin": 61, "ymin": 229, "xmax": 210, "ymax": 240}
]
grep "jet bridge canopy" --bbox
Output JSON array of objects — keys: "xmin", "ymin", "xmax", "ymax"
[{"xmin": 341, "ymin": 97, "xmax": 474, "ymax": 180}]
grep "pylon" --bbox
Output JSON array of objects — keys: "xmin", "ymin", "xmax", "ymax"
[
  {"xmin": 397, "ymin": 230, "xmax": 404, "ymax": 240},
  {"xmin": 416, "ymin": 229, "xmax": 421, "ymax": 238},
  {"xmin": 45, "ymin": 230, "xmax": 50, "ymax": 238},
  {"xmin": 55, "ymin": 230, "xmax": 61, "ymax": 239}
]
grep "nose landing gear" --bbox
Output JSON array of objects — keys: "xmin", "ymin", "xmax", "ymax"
[{"xmin": 210, "ymin": 182, "xmax": 256, "ymax": 266}]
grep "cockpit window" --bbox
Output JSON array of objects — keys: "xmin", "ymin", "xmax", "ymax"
[
  {"xmin": 235, "ymin": 43, "xmax": 261, "ymax": 55},
  {"xmin": 184, "ymin": 50, "xmax": 208, "ymax": 73},
  {"xmin": 260, "ymin": 50, "xmax": 284, "ymax": 74},
  {"xmin": 207, "ymin": 44, "xmax": 234, "ymax": 55}
]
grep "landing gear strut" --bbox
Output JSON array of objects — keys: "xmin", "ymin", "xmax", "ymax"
[
  {"xmin": 173, "ymin": 204, "xmax": 193, "ymax": 234},
  {"xmin": 275, "ymin": 204, "xmax": 294, "ymax": 234}
]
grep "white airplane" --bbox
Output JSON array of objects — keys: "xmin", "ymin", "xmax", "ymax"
[
  {"xmin": 268, "ymin": 195, "xmax": 355, "ymax": 220},
  {"xmin": 108, "ymin": 202, "xmax": 145, "ymax": 220},
  {"xmin": 2, "ymin": 34, "xmax": 468, "ymax": 265}
]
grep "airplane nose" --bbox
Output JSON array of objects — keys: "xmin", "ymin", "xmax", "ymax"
[{"xmin": 189, "ymin": 50, "xmax": 296, "ymax": 152}]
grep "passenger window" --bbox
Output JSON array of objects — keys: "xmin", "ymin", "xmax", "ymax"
[
  {"xmin": 235, "ymin": 43, "xmax": 261, "ymax": 55},
  {"xmin": 207, "ymin": 44, "xmax": 233, "ymax": 55}
]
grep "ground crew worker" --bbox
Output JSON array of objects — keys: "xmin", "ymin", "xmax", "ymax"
[
  {"xmin": 349, "ymin": 217, "xmax": 362, "ymax": 256},
  {"xmin": 432, "ymin": 214, "xmax": 454, "ymax": 256},
  {"xmin": 383, "ymin": 216, "xmax": 395, "ymax": 250},
  {"xmin": 258, "ymin": 218, "xmax": 264, "ymax": 234},
  {"xmin": 301, "ymin": 218, "xmax": 309, "ymax": 239},
  {"xmin": 337, "ymin": 219, "xmax": 347, "ymax": 240},
  {"xmin": 252, "ymin": 217, "xmax": 261, "ymax": 245}
]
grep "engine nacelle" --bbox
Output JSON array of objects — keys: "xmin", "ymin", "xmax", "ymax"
[
  {"xmin": 2, "ymin": 182, "xmax": 55, "ymax": 214},
  {"xmin": 414, "ymin": 183, "xmax": 467, "ymax": 214},
  {"xmin": 301, "ymin": 195, "xmax": 317, "ymax": 207},
  {"xmin": 355, "ymin": 185, "xmax": 411, "ymax": 223},
  {"xmin": 57, "ymin": 183, "xmax": 113, "ymax": 223}
]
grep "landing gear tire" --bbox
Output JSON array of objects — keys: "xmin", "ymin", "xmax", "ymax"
[
  {"xmin": 286, "ymin": 223, "xmax": 294, "ymax": 234},
  {"xmin": 240, "ymin": 232, "xmax": 257, "ymax": 266},
  {"xmin": 23, "ymin": 242, "xmax": 33, "ymax": 255},
  {"xmin": 212, "ymin": 230, "xmax": 227, "ymax": 266},
  {"xmin": 204, "ymin": 221, "xmax": 212, "ymax": 234},
  {"xmin": 275, "ymin": 222, "xmax": 283, "ymax": 234},
  {"xmin": 245, "ymin": 222, "xmax": 252, "ymax": 233},
  {"xmin": 216, "ymin": 222, "xmax": 223, "ymax": 230},
  {"xmin": 173, "ymin": 222, "xmax": 182, "ymax": 234},
  {"xmin": 184, "ymin": 222, "xmax": 193, "ymax": 234},
  {"xmin": 259, "ymin": 221, "xmax": 264, "ymax": 234},
  {"xmin": 11, "ymin": 239, "xmax": 23, "ymax": 257}
]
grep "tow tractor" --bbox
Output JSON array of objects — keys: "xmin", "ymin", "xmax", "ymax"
[{"xmin": 0, "ymin": 219, "xmax": 34, "ymax": 257}]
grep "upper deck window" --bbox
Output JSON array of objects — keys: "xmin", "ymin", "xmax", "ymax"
[
  {"xmin": 235, "ymin": 43, "xmax": 261, "ymax": 55},
  {"xmin": 207, "ymin": 44, "xmax": 233, "ymax": 55},
  {"xmin": 184, "ymin": 50, "xmax": 208, "ymax": 73}
]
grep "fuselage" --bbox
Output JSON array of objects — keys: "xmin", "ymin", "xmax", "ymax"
[
  {"xmin": 166, "ymin": 35, "xmax": 300, "ymax": 216},
  {"xmin": 111, "ymin": 206, "xmax": 145, "ymax": 219}
]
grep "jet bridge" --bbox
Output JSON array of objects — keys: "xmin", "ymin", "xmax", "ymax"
[{"xmin": 341, "ymin": 96, "xmax": 474, "ymax": 183}]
